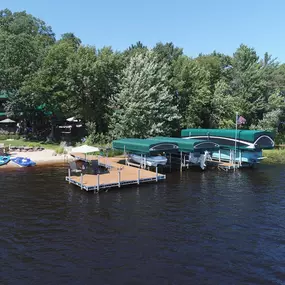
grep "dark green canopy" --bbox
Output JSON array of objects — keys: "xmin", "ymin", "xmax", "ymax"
[
  {"xmin": 112, "ymin": 138, "xmax": 179, "ymax": 155},
  {"xmin": 149, "ymin": 137, "xmax": 219, "ymax": 152}
]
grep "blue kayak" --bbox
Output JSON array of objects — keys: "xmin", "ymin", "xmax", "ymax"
[
  {"xmin": 11, "ymin": 157, "xmax": 36, "ymax": 167},
  {"xmin": 0, "ymin": 156, "xmax": 10, "ymax": 166}
]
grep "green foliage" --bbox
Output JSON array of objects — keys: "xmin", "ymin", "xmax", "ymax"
[
  {"xmin": 55, "ymin": 146, "xmax": 66, "ymax": 154},
  {"xmin": 0, "ymin": 134, "xmax": 21, "ymax": 140},
  {"xmin": 1, "ymin": 8, "xmax": 285, "ymax": 145},
  {"xmin": 263, "ymin": 149, "xmax": 285, "ymax": 164},
  {"xmin": 173, "ymin": 56, "xmax": 211, "ymax": 128},
  {"xmin": 109, "ymin": 50, "xmax": 180, "ymax": 139}
]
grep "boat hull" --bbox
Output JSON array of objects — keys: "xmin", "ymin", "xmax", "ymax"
[
  {"xmin": 0, "ymin": 156, "xmax": 10, "ymax": 166},
  {"xmin": 212, "ymin": 149, "xmax": 263, "ymax": 164},
  {"xmin": 11, "ymin": 157, "xmax": 36, "ymax": 167},
  {"xmin": 129, "ymin": 154, "xmax": 167, "ymax": 167}
]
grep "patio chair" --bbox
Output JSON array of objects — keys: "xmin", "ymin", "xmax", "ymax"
[{"xmin": 69, "ymin": 161, "xmax": 82, "ymax": 173}]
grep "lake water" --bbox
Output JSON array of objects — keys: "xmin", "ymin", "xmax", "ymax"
[{"xmin": 1, "ymin": 164, "xmax": 285, "ymax": 284}]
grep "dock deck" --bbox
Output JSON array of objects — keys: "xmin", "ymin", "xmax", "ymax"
[
  {"xmin": 66, "ymin": 156, "xmax": 166, "ymax": 192},
  {"xmin": 209, "ymin": 159, "xmax": 238, "ymax": 171}
]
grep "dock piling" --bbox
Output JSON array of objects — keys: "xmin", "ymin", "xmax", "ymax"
[
  {"xmin": 68, "ymin": 168, "xmax": 71, "ymax": 183},
  {"xmin": 80, "ymin": 173, "xmax": 83, "ymax": 190},
  {"xmin": 156, "ymin": 167, "xmax": 158, "ymax": 181},
  {"xmin": 137, "ymin": 169, "xmax": 140, "ymax": 184},
  {"xmin": 118, "ymin": 170, "xmax": 121, "ymax": 188},
  {"xmin": 97, "ymin": 174, "xmax": 100, "ymax": 192}
]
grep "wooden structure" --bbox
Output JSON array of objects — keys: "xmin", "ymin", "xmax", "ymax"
[{"xmin": 66, "ymin": 155, "xmax": 166, "ymax": 192}]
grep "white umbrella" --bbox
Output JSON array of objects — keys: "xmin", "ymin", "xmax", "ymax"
[
  {"xmin": 0, "ymin": 118, "xmax": 16, "ymax": 123},
  {"xmin": 71, "ymin": 145, "xmax": 100, "ymax": 154},
  {"xmin": 71, "ymin": 145, "xmax": 100, "ymax": 161}
]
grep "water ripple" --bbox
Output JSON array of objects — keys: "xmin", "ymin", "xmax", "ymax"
[{"xmin": 1, "ymin": 165, "xmax": 285, "ymax": 284}]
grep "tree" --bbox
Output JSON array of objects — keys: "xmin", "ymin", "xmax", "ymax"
[
  {"xmin": 252, "ymin": 91, "xmax": 285, "ymax": 131},
  {"xmin": 109, "ymin": 50, "xmax": 180, "ymax": 139},
  {"xmin": 60, "ymin": 32, "xmax": 81, "ymax": 49},
  {"xmin": 66, "ymin": 46, "xmax": 122, "ymax": 134},
  {"xmin": 0, "ymin": 9, "xmax": 55, "ymax": 91},
  {"xmin": 172, "ymin": 56, "xmax": 211, "ymax": 128},
  {"xmin": 210, "ymin": 80, "xmax": 237, "ymax": 128}
]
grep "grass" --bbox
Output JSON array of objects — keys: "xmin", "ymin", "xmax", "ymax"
[
  {"xmin": 263, "ymin": 148, "xmax": 285, "ymax": 164},
  {"xmin": 0, "ymin": 138, "xmax": 60, "ymax": 151},
  {"xmin": 0, "ymin": 139, "xmax": 123, "ymax": 157}
]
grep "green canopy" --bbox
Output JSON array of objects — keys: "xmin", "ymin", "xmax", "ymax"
[
  {"xmin": 149, "ymin": 137, "xmax": 220, "ymax": 152},
  {"xmin": 181, "ymin": 128, "xmax": 275, "ymax": 149},
  {"xmin": 181, "ymin": 129, "xmax": 274, "ymax": 142},
  {"xmin": 112, "ymin": 138, "xmax": 179, "ymax": 155}
]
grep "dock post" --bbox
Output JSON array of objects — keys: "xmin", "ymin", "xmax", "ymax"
[
  {"xmin": 219, "ymin": 150, "xmax": 221, "ymax": 162},
  {"xmin": 124, "ymin": 146, "xmax": 126, "ymax": 165},
  {"xmin": 68, "ymin": 168, "xmax": 71, "ymax": 183},
  {"xmin": 156, "ymin": 167, "xmax": 158, "ymax": 182},
  {"xmin": 97, "ymin": 174, "xmax": 100, "ymax": 192},
  {"xmin": 180, "ymin": 152, "xmax": 183, "ymax": 172},
  {"xmin": 137, "ymin": 169, "xmax": 140, "ymax": 184},
  {"xmin": 169, "ymin": 153, "xmax": 172, "ymax": 171},
  {"xmin": 80, "ymin": 173, "xmax": 83, "ymax": 190},
  {"xmin": 118, "ymin": 170, "xmax": 120, "ymax": 187}
]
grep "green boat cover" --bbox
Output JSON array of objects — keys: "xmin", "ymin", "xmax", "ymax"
[
  {"xmin": 149, "ymin": 137, "xmax": 220, "ymax": 152},
  {"xmin": 181, "ymin": 129, "xmax": 274, "ymax": 143},
  {"xmin": 112, "ymin": 138, "xmax": 179, "ymax": 155}
]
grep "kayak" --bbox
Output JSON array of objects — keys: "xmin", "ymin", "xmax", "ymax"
[
  {"xmin": 0, "ymin": 156, "xmax": 10, "ymax": 166},
  {"xmin": 11, "ymin": 157, "xmax": 36, "ymax": 167}
]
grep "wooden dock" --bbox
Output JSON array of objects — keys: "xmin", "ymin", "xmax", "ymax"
[
  {"xmin": 66, "ymin": 156, "xmax": 166, "ymax": 192},
  {"xmin": 209, "ymin": 159, "xmax": 238, "ymax": 171}
]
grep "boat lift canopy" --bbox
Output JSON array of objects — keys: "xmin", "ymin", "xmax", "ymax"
[
  {"xmin": 112, "ymin": 138, "xmax": 179, "ymax": 155},
  {"xmin": 149, "ymin": 137, "xmax": 220, "ymax": 152},
  {"xmin": 181, "ymin": 129, "xmax": 275, "ymax": 149}
]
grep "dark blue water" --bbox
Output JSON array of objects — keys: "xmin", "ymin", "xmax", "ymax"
[{"xmin": 1, "ymin": 164, "xmax": 285, "ymax": 284}]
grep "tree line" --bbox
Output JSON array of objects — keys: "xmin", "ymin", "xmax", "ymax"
[{"xmin": 1, "ymin": 9, "xmax": 284, "ymax": 143}]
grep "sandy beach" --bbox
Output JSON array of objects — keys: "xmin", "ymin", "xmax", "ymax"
[{"xmin": 1, "ymin": 149, "xmax": 74, "ymax": 169}]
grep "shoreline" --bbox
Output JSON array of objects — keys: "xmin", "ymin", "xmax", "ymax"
[{"xmin": 0, "ymin": 149, "xmax": 73, "ymax": 169}]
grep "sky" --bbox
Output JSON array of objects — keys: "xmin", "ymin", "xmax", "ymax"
[{"xmin": 1, "ymin": 0, "xmax": 284, "ymax": 62}]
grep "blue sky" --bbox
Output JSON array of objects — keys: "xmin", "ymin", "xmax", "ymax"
[{"xmin": 1, "ymin": 0, "xmax": 284, "ymax": 62}]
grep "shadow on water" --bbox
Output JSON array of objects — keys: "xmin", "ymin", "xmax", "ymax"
[{"xmin": 1, "ymin": 164, "xmax": 285, "ymax": 284}]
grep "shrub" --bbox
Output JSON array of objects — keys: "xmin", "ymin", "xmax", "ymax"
[{"xmin": 55, "ymin": 146, "xmax": 67, "ymax": 155}]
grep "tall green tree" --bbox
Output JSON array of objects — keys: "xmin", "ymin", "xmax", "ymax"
[
  {"xmin": 173, "ymin": 56, "xmax": 211, "ymax": 128},
  {"xmin": 0, "ymin": 9, "xmax": 55, "ymax": 91},
  {"xmin": 66, "ymin": 46, "xmax": 122, "ymax": 134},
  {"xmin": 109, "ymin": 50, "xmax": 180, "ymax": 139}
]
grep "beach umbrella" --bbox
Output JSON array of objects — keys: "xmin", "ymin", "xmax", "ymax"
[
  {"xmin": 71, "ymin": 145, "xmax": 100, "ymax": 153},
  {"xmin": 0, "ymin": 118, "xmax": 16, "ymax": 123},
  {"xmin": 71, "ymin": 145, "xmax": 100, "ymax": 161}
]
